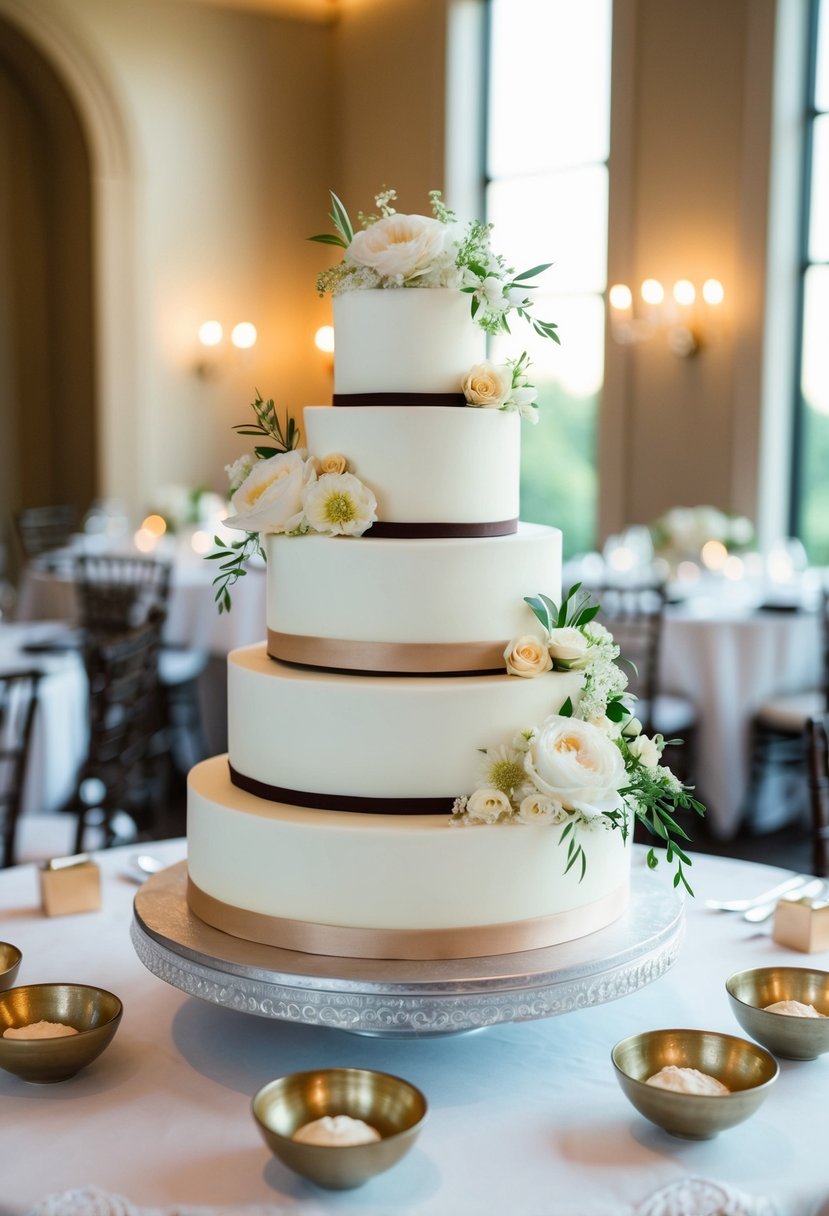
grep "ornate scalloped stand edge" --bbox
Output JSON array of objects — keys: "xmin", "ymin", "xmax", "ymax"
[{"xmin": 131, "ymin": 861, "xmax": 684, "ymax": 1037}]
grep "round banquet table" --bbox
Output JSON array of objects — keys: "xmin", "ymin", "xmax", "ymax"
[{"xmin": 1, "ymin": 840, "xmax": 828, "ymax": 1216}]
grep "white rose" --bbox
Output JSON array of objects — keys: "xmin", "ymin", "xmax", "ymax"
[
  {"xmin": 516, "ymin": 794, "xmax": 565, "ymax": 825},
  {"xmin": 524, "ymin": 715, "xmax": 627, "ymax": 820},
  {"xmin": 346, "ymin": 213, "xmax": 449, "ymax": 282},
  {"xmin": 465, "ymin": 787, "xmax": 512, "ymax": 824},
  {"xmin": 462, "ymin": 361, "xmax": 511, "ymax": 409},
  {"xmin": 547, "ymin": 627, "xmax": 589, "ymax": 668},
  {"xmin": 302, "ymin": 471, "xmax": 377, "ymax": 537},
  {"xmin": 504, "ymin": 635, "xmax": 552, "ymax": 678},
  {"xmin": 628, "ymin": 734, "xmax": 661, "ymax": 769},
  {"xmin": 224, "ymin": 450, "xmax": 314, "ymax": 535}
]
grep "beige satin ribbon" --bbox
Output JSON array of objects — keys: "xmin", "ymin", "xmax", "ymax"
[
  {"xmin": 187, "ymin": 877, "xmax": 629, "ymax": 961},
  {"xmin": 267, "ymin": 629, "xmax": 505, "ymax": 674}
]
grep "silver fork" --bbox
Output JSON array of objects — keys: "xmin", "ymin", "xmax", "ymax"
[{"xmin": 704, "ymin": 874, "xmax": 813, "ymax": 912}]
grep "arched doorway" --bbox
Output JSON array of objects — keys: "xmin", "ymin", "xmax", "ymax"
[{"xmin": 0, "ymin": 15, "xmax": 97, "ymax": 560}]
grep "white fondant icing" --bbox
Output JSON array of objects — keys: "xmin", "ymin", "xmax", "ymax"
[
  {"xmin": 188, "ymin": 756, "xmax": 631, "ymax": 931},
  {"xmin": 303, "ymin": 405, "xmax": 520, "ymax": 525},
  {"xmin": 227, "ymin": 644, "xmax": 584, "ymax": 799},
  {"xmin": 332, "ymin": 288, "xmax": 485, "ymax": 395},
  {"xmin": 265, "ymin": 524, "xmax": 561, "ymax": 654}
]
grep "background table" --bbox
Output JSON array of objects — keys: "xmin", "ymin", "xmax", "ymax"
[
  {"xmin": 660, "ymin": 603, "xmax": 822, "ymax": 839},
  {"xmin": 1, "ymin": 840, "xmax": 828, "ymax": 1215}
]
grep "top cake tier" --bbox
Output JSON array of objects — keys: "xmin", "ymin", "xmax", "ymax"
[{"xmin": 332, "ymin": 287, "xmax": 486, "ymax": 401}]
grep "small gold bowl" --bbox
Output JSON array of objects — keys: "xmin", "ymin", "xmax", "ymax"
[
  {"xmin": 252, "ymin": 1067, "xmax": 427, "ymax": 1190},
  {"xmin": 0, "ymin": 983, "xmax": 123, "ymax": 1083},
  {"xmin": 727, "ymin": 967, "xmax": 829, "ymax": 1060},
  {"xmin": 0, "ymin": 943, "xmax": 22, "ymax": 991},
  {"xmin": 612, "ymin": 1028, "xmax": 778, "ymax": 1140}
]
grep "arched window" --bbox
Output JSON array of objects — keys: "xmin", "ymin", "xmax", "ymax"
[{"xmin": 484, "ymin": 0, "xmax": 612, "ymax": 557}]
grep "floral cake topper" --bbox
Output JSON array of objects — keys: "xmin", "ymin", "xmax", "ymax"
[{"xmin": 452, "ymin": 584, "xmax": 705, "ymax": 892}]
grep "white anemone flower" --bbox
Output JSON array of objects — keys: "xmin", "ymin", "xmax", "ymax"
[{"xmin": 302, "ymin": 471, "xmax": 377, "ymax": 537}]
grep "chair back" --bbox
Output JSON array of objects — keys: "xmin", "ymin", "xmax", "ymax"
[
  {"xmin": 15, "ymin": 506, "xmax": 76, "ymax": 560},
  {"xmin": 0, "ymin": 669, "xmax": 42, "ymax": 868},
  {"xmin": 75, "ymin": 555, "xmax": 172, "ymax": 635},
  {"xmin": 806, "ymin": 716, "xmax": 829, "ymax": 878},
  {"xmin": 587, "ymin": 582, "xmax": 667, "ymax": 733}
]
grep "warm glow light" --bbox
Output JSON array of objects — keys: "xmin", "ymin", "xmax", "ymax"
[
  {"xmin": 134, "ymin": 527, "xmax": 158, "ymax": 553},
  {"xmin": 702, "ymin": 278, "xmax": 725, "ymax": 306},
  {"xmin": 701, "ymin": 539, "xmax": 728, "ymax": 571},
  {"xmin": 190, "ymin": 529, "xmax": 213, "ymax": 555},
  {"xmin": 198, "ymin": 320, "xmax": 223, "ymax": 348},
  {"xmin": 640, "ymin": 279, "xmax": 664, "ymax": 306},
  {"xmin": 607, "ymin": 545, "xmax": 636, "ymax": 573},
  {"xmin": 673, "ymin": 279, "xmax": 696, "ymax": 307},
  {"xmin": 140, "ymin": 513, "xmax": 167, "ymax": 537},
  {"xmin": 314, "ymin": 325, "xmax": 335, "ymax": 353},
  {"xmin": 723, "ymin": 554, "xmax": 745, "ymax": 580},
  {"xmin": 231, "ymin": 322, "xmax": 257, "ymax": 350},
  {"xmin": 608, "ymin": 284, "xmax": 632, "ymax": 311}
]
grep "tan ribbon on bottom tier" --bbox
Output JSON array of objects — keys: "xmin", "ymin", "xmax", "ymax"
[
  {"xmin": 267, "ymin": 629, "xmax": 505, "ymax": 674},
  {"xmin": 187, "ymin": 877, "xmax": 629, "ymax": 961}
]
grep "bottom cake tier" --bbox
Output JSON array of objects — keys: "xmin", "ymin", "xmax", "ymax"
[{"xmin": 187, "ymin": 756, "xmax": 632, "ymax": 961}]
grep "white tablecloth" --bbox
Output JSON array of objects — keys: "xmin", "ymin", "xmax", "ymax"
[
  {"xmin": 660, "ymin": 605, "xmax": 822, "ymax": 839},
  {"xmin": 0, "ymin": 621, "xmax": 87, "ymax": 821},
  {"xmin": 1, "ymin": 840, "xmax": 828, "ymax": 1216}
]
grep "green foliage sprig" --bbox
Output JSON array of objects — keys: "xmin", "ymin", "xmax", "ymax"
[
  {"xmin": 205, "ymin": 532, "xmax": 263, "ymax": 615},
  {"xmin": 232, "ymin": 390, "xmax": 300, "ymax": 460}
]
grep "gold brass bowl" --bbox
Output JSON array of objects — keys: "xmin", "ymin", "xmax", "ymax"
[
  {"xmin": 727, "ymin": 967, "xmax": 829, "ymax": 1060},
  {"xmin": 0, "ymin": 943, "xmax": 22, "ymax": 991},
  {"xmin": 0, "ymin": 983, "xmax": 123, "ymax": 1083},
  {"xmin": 252, "ymin": 1067, "xmax": 427, "ymax": 1190},
  {"xmin": 612, "ymin": 1028, "xmax": 778, "ymax": 1140}
]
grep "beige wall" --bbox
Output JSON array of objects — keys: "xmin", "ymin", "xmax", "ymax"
[{"xmin": 602, "ymin": 0, "xmax": 777, "ymax": 539}]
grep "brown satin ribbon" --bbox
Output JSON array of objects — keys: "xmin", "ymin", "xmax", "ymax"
[
  {"xmin": 365, "ymin": 519, "xmax": 518, "ymax": 538},
  {"xmin": 228, "ymin": 762, "xmax": 453, "ymax": 815},
  {"xmin": 333, "ymin": 392, "xmax": 467, "ymax": 408},
  {"xmin": 266, "ymin": 629, "xmax": 505, "ymax": 674},
  {"xmin": 187, "ymin": 877, "xmax": 630, "ymax": 960}
]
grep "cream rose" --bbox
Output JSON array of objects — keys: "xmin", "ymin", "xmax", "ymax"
[
  {"xmin": 516, "ymin": 794, "xmax": 565, "ymax": 825},
  {"xmin": 316, "ymin": 453, "xmax": 348, "ymax": 476},
  {"xmin": 224, "ymin": 450, "xmax": 315, "ymax": 535},
  {"xmin": 462, "ymin": 361, "xmax": 511, "ymax": 409},
  {"xmin": 628, "ymin": 733, "xmax": 661, "ymax": 770},
  {"xmin": 547, "ymin": 627, "xmax": 589, "ymax": 668},
  {"xmin": 524, "ymin": 715, "xmax": 627, "ymax": 820},
  {"xmin": 346, "ymin": 213, "xmax": 448, "ymax": 281},
  {"xmin": 465, "ymin": 787, "xmax": 512, "ymax": 824},
  {"xmin": 302, "ymin": 471, "xmax": 377, "ymax": 537},
  {"xmin": 504, "ymin": 635, "xmax": 552, "ymax": 679}
]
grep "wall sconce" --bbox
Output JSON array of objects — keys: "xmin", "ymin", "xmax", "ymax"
[
  {"xmin": 608, "ymin": 278, "xmax": 724, "ymax": 357},
  {"xmin": 195, "ymin": 319, "xmax": 257, "ymax": 379}
]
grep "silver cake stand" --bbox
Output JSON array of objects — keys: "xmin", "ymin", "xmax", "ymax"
[{"xmin": 131, "ymin": 861, "xmax": 684, "ymax": 1038}]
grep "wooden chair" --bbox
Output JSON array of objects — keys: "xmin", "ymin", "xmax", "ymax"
[
  {"xmin": 74, "ymin": 554, "xmax": 207, "ymax": 777},
  {"xmin": 65, "ymin": 614, "xmax": 169, "ymax": 851},
  {"xmin": 0, "ymin": 669, "xmax": 43, "ymax": 868},
  {"xmin": 744, "ymin": 589, "xmax": 829, "ymax": 831},
  {"xmin": 15, "ymin": 505, "xmax": 76, "ymax": 560},
  {"xmin": 806, "ymin": 716, "xmax": 829, "ymax": 878}
]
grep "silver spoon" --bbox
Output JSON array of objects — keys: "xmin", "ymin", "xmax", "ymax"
[
  {"xmin": 743, "ymin": 878, "xmax": 826, "ymax": 923},
  {"xmin": 704, "ymin": 874, "xmax": 813, "ymax": 912},
  {"xmin": 123, "ymin": 854, "xmax": 165, "ymax": 883}
]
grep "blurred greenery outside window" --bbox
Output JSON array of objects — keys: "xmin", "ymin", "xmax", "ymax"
[
  {"xmin": 485, "ymin": 0, "xmax": 612, "ymax": 559},
  {"xmin": 793, "ymin": 0, "xmax": 829, "ymax": 563}
]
